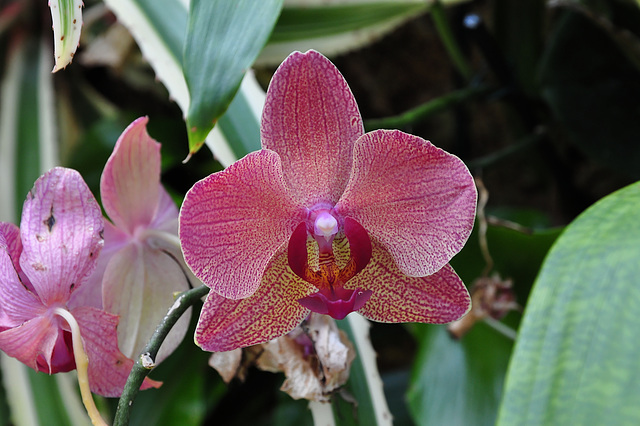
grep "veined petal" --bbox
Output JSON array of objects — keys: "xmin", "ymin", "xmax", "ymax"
[
  {"xmin": 150, "ymin": 187, "xmax": 179, "ymax": 233},
  {"xmin": 180, "ymin": 149, "xmax": 306, "ymax": 299},
  {"xmin": 195, "ymin": 250, "xmax": 314, "ymax": 352},
  {"xmin": 349, "ymin": 239, "xmax": 471, "ymax": 323},
  {"xmin": 0, "ymin": 232, "xmax": 45, "ymax": 328},
  {"xmin": 19, "ymin": 168, "xmax": 104, "ymax": 305},
  {"xmin": 261, "ymin": 50, "xmax": 364, "ymax": 206},
  {"xmin": 73, "ymin": 306, "xmax": 161, "ymax": 397},
  {"xmin": 336, "ymin": 130, "xmax": 477, "ymax": 277},
  {"xmin": 69, "ymin": 220, "xmax": 128, "ymax": 310},
  {"xmin": 101, "ymin": 117, "xmax": 161, "ymax": 234},
  {"xmin": 0, "ymin": 222, "xmax": 21, "ymax": 267},
  {"xmin": 101, "ymin": 244, "xmax": 190, "ymax": 363},
  {"xmin": 0, "ymin": 315, "xmax": 73, "ymax": 373}
]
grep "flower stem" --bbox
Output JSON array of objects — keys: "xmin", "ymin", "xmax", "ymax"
[
  {"xmin": 53, "ymin": 308, "xmax": 107, "ymax": 426},
  {"xmin": 364, "ymin": 85, "xmax": 488, "ymax": 131},
  {"xmin": 430, "ymin": 0, "xmax": 473, "ymax": 82},
  {"xmin": 113, "ymin": 285, "xmax": 210, "ymax": 426}
]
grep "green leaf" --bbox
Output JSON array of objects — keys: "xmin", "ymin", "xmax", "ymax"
[
  {"xmin": 103, "ymin": 0, "xmax": 265, "ymax": 164},
  {"xmin": 48, "ymin": 0, "xmax": 83, "ymax": 71},
  {"xmin": 497, "ymin": 182, "xmax": 640, "ymax": 425},
  {"xmin": 183, "ymin": 0, "xmax": 283, "ymax": 154},
  {"xmin": 258, "ymin": 1, "xmax": 471, "ymax": 66},
  {"xmin": 270, "ymin": 3, "xmax": 425, "ymax": 43},
  {"xmin": 408, "ymin": 323, "xmax": 514, "ymax": 426}
]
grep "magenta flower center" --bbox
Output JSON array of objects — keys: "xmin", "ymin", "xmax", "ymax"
[{"xmin": 288, "ymin": 208, "xmax": 373, "ymax": 320}]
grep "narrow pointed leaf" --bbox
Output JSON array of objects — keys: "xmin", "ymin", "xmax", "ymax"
[
  {"xmin": 49, "ymin": 0, "xmax": 83, "ymax": 71},
  {"xmin": 497, "ymin": 182, "xmax": 640, "ymax": 425},
  {"xmin": 103, "ymin": 0, "xmax": 263, "ymax": 164},
  {"xmin": 258, "ymin": 0, "xmax": 471, "ymax": 65},
  {"xmin": 183, "ymin": 0, "xmax": 283, "ymax": 154}
]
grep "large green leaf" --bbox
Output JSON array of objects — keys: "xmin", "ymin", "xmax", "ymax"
[
  {"xmin": 497, "ymin": 182, "xmax": 640, "ymax": 425},
  {"xmin": 183, "ymin": 0, "xmax": 283, "ymax": 154}
]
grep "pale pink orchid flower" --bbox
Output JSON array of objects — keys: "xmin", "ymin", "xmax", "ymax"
[
  {"xmin": 180, "ymin": 50, "xmax": 477, "ymax": 352},
  {"xmin": 0, "ymin": 168, "xmax": 159, "ymax": 396},
  {"xmin": 82, "ymin": 117, "xmax": 191, "ymax": 363}
]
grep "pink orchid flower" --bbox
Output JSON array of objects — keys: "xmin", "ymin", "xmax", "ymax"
[
  {"xmin": 83, "ymin": 117, "xmax": 191, "ymax": 363},
  {"xmin": 0, "ymin": 168, "xmax": 159, "ymax": 396},
  {"xmin": 180, "ymin": 50, "xmax": 477, "ymax": 352}
]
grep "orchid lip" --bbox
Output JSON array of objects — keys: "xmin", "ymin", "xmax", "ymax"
[{"xmin": 298, "ymin": 288, "xmax": 373, "ymax": 320}]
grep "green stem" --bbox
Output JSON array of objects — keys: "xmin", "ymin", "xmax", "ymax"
[
  {"xmin": 466, "ymin": 128, "xmax": 545, "ymax": 169},
  {"xmin": 430, "ymin": 0, "xmax": 473, "ymax": 82},
  {"xmin": 364, "ymin": 85, "xmax": 489, "ymax": 131},
  {"xmin": 113, "ymin": 285, "xmax": 210, "ymax": 426}
]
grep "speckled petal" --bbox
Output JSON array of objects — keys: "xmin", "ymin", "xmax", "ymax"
[
  {"xmin": 73, "ymin": 306, "xmax": 161, "ymax": 397},
  {"xmin": 19, "ymin": 168, "xmax": 104, "ymax": 305},
  {"xmin": 349, "ymin": 239, "xmax": 471, "ymax": 323},
  {"xmin": 261, "ymin": 50, "xmax": 364, "ymax": 206},
  {"xmin": 336, "ymin": 130, "xmax": 477, "ymax": 277},
  {"xmin": 195, "ymin": 250, "xmax": 314, "ymax": 352},
  {"xmin": 101, "ymin": 117, "xmax": 161, "ymax": 234},
  {"xmin": 180, "ymin": 150, "xmax": 306, "ymax": 299}
]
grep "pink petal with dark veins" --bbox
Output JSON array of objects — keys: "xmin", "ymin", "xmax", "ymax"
[
  {"xmin": 195, "ymin": 249, "xmax": 315, "ymax": 352},
  {"xmin": 336, "ymin": 130, "xmax": 477, "ymax": 277},
  {"xmin": 261, "ymin": 50, "xmax": 364, "ymax": 206},
  {"xmin": 348, "ymin": 239, "xmax": 471, "ymax": 323},
  {"xmin": 0, "ymin": 315, "xmax": 68, "ymax": 372},
  {"xmin": 73, "ymin": 306, "xmax": 161, "ymax": 397},
  {"xmin": 19, "ymin": 168, "xmax": 104, "ymax": 305},
  {"xmin": 180, "ymin": 149, "xmax": 306, "ymax": 299},
  {"xmin": 101, "ymin": 117, "xmax": 161, "ymax": 234},
  {"xmin": 0, "ymin": 232, "xmax": 45, "ymax": 328}
]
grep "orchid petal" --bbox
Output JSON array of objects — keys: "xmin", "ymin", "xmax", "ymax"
[
  {"xmin": 101, "ymin": 117, "xmax": 161, "ymax": 233},
  {"xmin": 336, "ymin": 130, "xmax": 477, "ymax": 277},
  {"xmin": 19, "ymin": 168, "xmax": 104, "ymax": 305},
  {"xmin": 195, "ymin": 250, "xmax": 314, "ymax": 352},
  {"xmin": 0, "ymin": 222, "xmax": 21, "ymax": 266},
  {"xmin": 69, "ymin": 220, "xmax": 128, "ymax": 310},
  {"xmin": 0, "ymin": 315, "xmax": 71, "ymax": 373},
  {"xmin": 180, "ymin": 149, "xmax": 306, "ymax": 299},
  {"xmin": 0, "ymin": 234, "xmax": 44, "ymax": 328},
  {"xmin": 261, "ymin": 50, "xmax": 364, "ymax": 205},
  {"xmin": 349, "ymin": 239, "xmax": 471, "ymax": 323},
  {"xmin": 101, "ymin": 243, "xmax": 190, "ymax": 362},
  {"xmin": 150, "ymin": 187, "xmax": 179, "ymax": 233},
  {"xmin": 73, "ymin": 306, "xmax": 161, "ymax": 397}
]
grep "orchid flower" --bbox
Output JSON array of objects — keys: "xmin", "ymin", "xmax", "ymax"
[
  {"xmin": 179, "ymin": 50, "xmax": 477, "ymax": 352},
  {"xmin": 83, "ymin": 117, "xmax": 191, "ymax": 363},
  {"xmin": 0, "ymin": 168, "xmax": 160, "ymax": 400}
]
